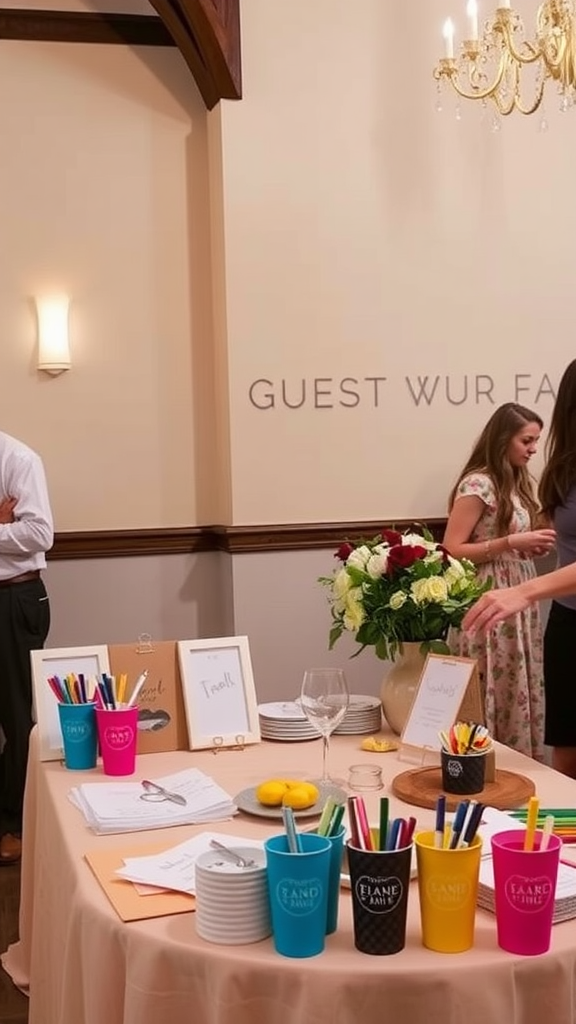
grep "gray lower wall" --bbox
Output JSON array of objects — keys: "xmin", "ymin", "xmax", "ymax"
[
  {"xmin": 43, "ymin": 548, "xmax": 384, "ymax": 705},
  {"xmin": 43, "ymin": 546, "xmax": 558, "ymax": 708}
]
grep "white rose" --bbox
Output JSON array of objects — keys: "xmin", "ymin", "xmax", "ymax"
[
  {"xmin": 388, "ymin": 590, "xmax": 407, "ymax": 610},
  {"xmin": 411, "ymin": 579, "xmax": 429, "ymax": 605},
  {"xmin": 343, "ymin": 590, "xmax": 365, "ymax": 631},
  {"xmin": 346, "ymin": 545, "xmax": 372, "ymax": 570},
  {"xmin": 366, "ymin": 553, "xmax": 387, "ymax": 578},
  {"xmin": 445, "ymin": 566, "xmax": 465, "ymax": 593},
  {"xmin": 333, "ymin": 568, "xmax": 353, "ymax": 600},
  {"xmin": 447, "ymin": 555, "xmax": 466, "ymax": 578},
  {"xmin": 411, "ymin": 577, "xmax": 448, "ymax": 603},
  {"xmin": 402, "ymin": 532, "xmax": 437, "ymax": 551}
]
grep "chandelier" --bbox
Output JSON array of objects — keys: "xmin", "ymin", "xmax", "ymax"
[{"xmin": 433, "ymin": 0, "xmax": 576, "ymax": 115}]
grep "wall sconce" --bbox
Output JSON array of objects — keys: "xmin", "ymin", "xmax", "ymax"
[{"xmin": 35, "ymin": 295, "xmax": 71, "ymax": 375}]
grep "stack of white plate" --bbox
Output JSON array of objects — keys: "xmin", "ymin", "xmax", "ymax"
[
  {"xmin": 195, "ymin": 846, "xmax": 271, "ymax": 945},
  {"xmin": 258, "ymin": 701, "xmax": 320, "ymax": 741},
  {"xmin": 334, "ymin": 694, "xmax": 382, "ymax": 735},
  {"xmin": 258, "ymin": 696, "xmax": 382, "ymax": 741}
]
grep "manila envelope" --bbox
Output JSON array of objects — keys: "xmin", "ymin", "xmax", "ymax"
[{"xmin": 85, "ymin": 840, "xmax": 195, "ymax": 922}]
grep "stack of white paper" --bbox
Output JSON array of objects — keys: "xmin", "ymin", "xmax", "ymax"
[
  {"xmin": 115, "ymin": 831, "xmax": 265, "ymax": 894},
  {"xmin": 475, "ymin": 806, "xmax": 576, "ymax": 924},
  {"xmin": 70, "ymin": 768, "xmax": 237, "ymax": 835}
]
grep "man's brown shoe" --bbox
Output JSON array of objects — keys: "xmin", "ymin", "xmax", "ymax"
[{"xmin": 0, "ymin": 833, "xmax": 21, "ymax": 864}]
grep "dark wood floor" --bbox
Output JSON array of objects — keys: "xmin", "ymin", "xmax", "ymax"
[{"xmin": 0, "ymin": 862, "xmax": 28, "ymax": 1024}]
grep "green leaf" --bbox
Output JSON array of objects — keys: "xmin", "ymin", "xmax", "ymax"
[
  {"xmin": 328, "ymin": 624, "xmax": 343, "ymax": 649},
  {"xmin": 427, "ymin": 639, "xmax": 451, "ymax": 655}
]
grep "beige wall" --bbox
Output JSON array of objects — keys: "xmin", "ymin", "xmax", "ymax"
[
  {"xmin": 0, "ymin": 37, "xmax": 216, "ymax": 530},
  {"xmin": 219, "ymin": 0, "xmax": 575, "ymax": 524},
  {"xmin": 1, "ymin": 0, "xmax": 572, "ymax": 532}
]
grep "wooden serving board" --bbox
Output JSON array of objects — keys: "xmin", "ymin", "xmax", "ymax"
[{"xmin": 391, "ymin": 766, "xmax": 535, "ymax": 811}]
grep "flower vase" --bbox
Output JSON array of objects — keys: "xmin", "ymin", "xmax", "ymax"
[{"xmin": 380, "ymin": 642, "xmax": 426, "ymax": 735}]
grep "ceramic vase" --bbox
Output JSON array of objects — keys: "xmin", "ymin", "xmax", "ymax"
[{"xmin": 380, "ymin": 641, "xmax": 426, "ymax": 735}]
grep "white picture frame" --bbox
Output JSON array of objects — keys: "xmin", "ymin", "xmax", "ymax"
[
  {"xmin": 30, "ymin": 645, "xmax": 111, "ymax": 761},
  {"xmin": 177, "ymin": 636, "xmax": 261, "ymax": 750}
]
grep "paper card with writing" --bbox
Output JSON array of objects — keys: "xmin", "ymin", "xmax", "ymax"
[
  {"xmin": 108, "ymin": 641, "xmax": 188, "ymax": 755},
  {"xmin": 85, "ymin": 842, "xmax": 195, "ymax": 922},
  {"xmin": 400, "ymin": 654, "xmax": 483, "ymax": 762},
  {"xmin": 177, "ymin": 636, "xmax": 261, "ymax": 750}
]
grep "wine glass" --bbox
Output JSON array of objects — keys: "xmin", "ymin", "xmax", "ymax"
[{"xmin": 300, "ymin": 668, "xmax": 349, "ymax": 783}]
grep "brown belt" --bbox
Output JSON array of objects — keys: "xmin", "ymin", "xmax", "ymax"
[{"xmin": 0, "ymin": 570, "xmax": 41, "ymax": 587}]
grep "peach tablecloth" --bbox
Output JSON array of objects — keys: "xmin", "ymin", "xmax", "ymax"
[{"xmin": 3, "ymin": 728, "xmax": 576, "ymax": 1024}]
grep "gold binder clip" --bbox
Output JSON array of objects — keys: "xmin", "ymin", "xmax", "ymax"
[{"xmin": 136, "ymin": 633, "xmax": 155, "ymax": 654}]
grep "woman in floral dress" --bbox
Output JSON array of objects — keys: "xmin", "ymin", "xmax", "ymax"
[{"xmin": 443, "ymin": 403, "xmax": 556, "ymax": 760}]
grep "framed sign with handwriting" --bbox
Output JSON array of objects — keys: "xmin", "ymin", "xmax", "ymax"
[
  {"xmin": 400, "ymin": 653, "xmax": 483, "ymax": 762},
  {"xmin": 177, "ymin": 636, "xmax": 261, "ymax": 750}
]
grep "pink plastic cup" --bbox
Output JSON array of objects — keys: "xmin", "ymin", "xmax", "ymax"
[
  {"xmin": 491, "ymin": 829, "xmax": 561, "ymax": 955},
  {"xmin": 95, "ymin": 706, "xmax": 139, "ymax": 776}
]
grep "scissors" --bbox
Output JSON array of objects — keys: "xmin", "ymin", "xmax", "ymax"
[{"xmin": 140, "ymin": 779, "xmax": 187, "ymax": 806}]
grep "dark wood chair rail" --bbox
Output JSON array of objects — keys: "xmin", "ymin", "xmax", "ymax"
[{"xmin": 50, "ymin": 520, "xmax": 448, "ymax": 560}]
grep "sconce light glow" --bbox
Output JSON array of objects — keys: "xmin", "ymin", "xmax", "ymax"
[{"xmin": 35, "ymin": 295, "xmax": 71, "ymax": 375}]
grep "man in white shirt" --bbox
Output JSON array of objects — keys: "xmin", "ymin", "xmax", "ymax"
[{"xmin": 0, "ymin": 431, "xmax": 53, "ymax": 863}]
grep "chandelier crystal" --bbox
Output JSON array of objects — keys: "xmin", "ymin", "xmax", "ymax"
[{"xmin": 433, "ymin": 0, "xmax": 576, "ymax": 115}]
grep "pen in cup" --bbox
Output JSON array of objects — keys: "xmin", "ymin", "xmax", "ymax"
[
  {"xmin": 317, "ymin": 797, "xmax": 337, "ymax": 837},
  {"xmin": 127, "ymin": 670, "xmax": 149, "ymax": 708},
  {"xmin": 449, "ymin": 800, "xmax": 470, "ymax": 849},
  {"xmin": 434, "ymin": 796, "xmax": 446, "ymax": 849},
  {"xmin": 460, "ymin": 802, "xmax": 484, "ymax": 848},
  {"xmin": 540, "ymin": 814, "xmax": 555, "ymax": 851},
  {"xmin": 282, "ymin": 805, "xmax": 302, "ymax": 853},
  {"xmin": 524, "ymin": 796, "xmax": 540, "ymax": 852},
  {"xmin": 379, "ymin": 797, "xmax": 389, "ymax": 851}
]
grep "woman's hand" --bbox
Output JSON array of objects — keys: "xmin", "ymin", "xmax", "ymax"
[
  {"xmin": 463, "ymin": 586, "xmax": 531, "ymax": 633},
  {"xmin": 508, "ymin": 528, "xmax": 556, "ymax": 555}
]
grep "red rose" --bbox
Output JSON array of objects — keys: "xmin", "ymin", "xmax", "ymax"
[
  {"xmin": 380, "ymin": 528, "xmax": 403, "ymax": 547},
  {"xmin": 387, "ymin": 544, "xmax": 428, "ymax": 572},
  {"xmin": 335, "ymin": 542, "xmax": 354, "ymax": 561}
]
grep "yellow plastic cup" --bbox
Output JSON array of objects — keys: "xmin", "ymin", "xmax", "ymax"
[{"xmin": 414, "ymin": 830, "xmax": 482, "ymax": 953}]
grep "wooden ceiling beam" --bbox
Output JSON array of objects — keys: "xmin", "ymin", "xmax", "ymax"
[{"xmin": 0, "ymin": 0, "xmax": 242, "ymax": 110}]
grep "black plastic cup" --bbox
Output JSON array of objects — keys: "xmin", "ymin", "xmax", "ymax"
[
  {"xmin": 347, "ymin": 841, "xmax": 412, "ymax": 955},
  {"xmin": 441, "ymin": 749, "xmax": 486, "ymax": 795}
]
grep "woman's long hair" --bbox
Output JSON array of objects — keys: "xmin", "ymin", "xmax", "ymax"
[
  {"xmin": 448, "ymin": 402, "xmax": 543, "ymax": 536},
  {"xmin": 539, "ymin": 360, "xmax": 576, "ymax": 517}
]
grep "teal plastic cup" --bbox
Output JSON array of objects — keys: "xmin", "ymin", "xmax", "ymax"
[
  {"xmin": 314, "ymin": 824, "xmax": 345, "ymax": 934},
  {"xmin": 264, "ymin": 832, "xmax": 331, "ymax": 957},
  {"xmin": 57, "ymin": 702, "xmax": 98, "ymax": 770}
]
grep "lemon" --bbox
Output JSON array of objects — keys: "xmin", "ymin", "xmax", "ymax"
[
  {"xmin": 299, "ymin": 781, "xmax": 320, "ymax": 803},
  {"xmin": 282, "ymin": 784, "xmax": 318, "ymax": 810},
  {"xmin": 360, "ymin": 736, "xmax": 399, "ymax": 753},
  {"xmin": 256, "ymin": 780, "xmax": 289, "ymax": 806}
]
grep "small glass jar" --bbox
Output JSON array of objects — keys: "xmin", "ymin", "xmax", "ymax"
[{"xmin": 348, "ymin": 763, "xmax": 384, "ymax": 791}]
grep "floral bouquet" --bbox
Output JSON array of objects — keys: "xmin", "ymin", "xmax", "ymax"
[{"xmin": 319, "ymin": 527, "xmax": 491, "ymax": 662}]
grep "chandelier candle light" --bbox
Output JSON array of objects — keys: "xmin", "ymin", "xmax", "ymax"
[{"xmin": 434, "ymin": 0, "xmax": 576, "ymax": 115}]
